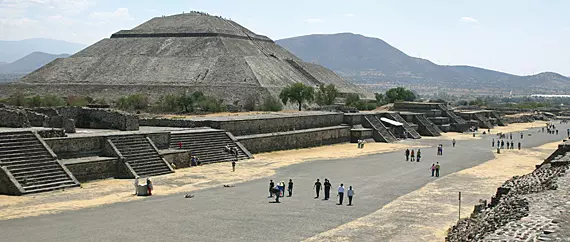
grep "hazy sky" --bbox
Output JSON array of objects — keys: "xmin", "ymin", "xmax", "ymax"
[{"xmin": 1, "ymin": 0, "xmax": 569, "ymax": 76}]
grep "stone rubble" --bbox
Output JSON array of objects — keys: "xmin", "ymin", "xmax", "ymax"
[{"xmin": 446, "ymin": 161, "xmax": 569, "ymax": 242}]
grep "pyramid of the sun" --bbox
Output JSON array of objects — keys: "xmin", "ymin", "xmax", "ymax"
[{"xmin": 6, "ymin": 12, "xmax": 370, "ymax": 103}]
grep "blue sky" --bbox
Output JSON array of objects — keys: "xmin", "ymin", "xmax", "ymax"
[{"xmin": 1, "ymin": 0, "xmax": 569, "ymax": 76}]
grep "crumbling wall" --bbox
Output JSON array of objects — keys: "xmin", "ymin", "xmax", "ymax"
[
  {"xmin": 0, "ymin": 108, "xmax": 31, "ymax": 128},
  {"xmin": 56, "ymin": 107, "xmax": 139, "ymax": 131}
]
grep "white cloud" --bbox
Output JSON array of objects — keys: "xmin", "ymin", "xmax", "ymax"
[
  {"xmin": 46, "ymin": 15, "xmax": 75, "ymax": 25},
  {"xmin": 0, "ymin": 0, "xmax": 94, "ymax": 16},
  {"xmin": 460, "ymin": 17, "xmax": 478, "ymax": 23},
  {"xmin": 0, "ymin": 17, "xmax": 38, "ymax": 27},
  {"xmin": 344, "ymin": 13, "xmax": 355, "ymax": 17},
  {"xmin": 89, "ymin": 8, "xmax": 133, "ymax": 21},
  {"xmin": 305, "ymin": 18, "xmax": 324, "ymax": 24}
]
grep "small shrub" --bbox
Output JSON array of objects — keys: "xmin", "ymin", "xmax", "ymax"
[{"xmin": 259, "ymin": 96, "xmax": 283, "ymax": 111}]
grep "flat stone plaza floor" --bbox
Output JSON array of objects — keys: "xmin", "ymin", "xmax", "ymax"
[{"xmin": 0, "ymin": 122, "xmax": 567, "ymax": 242}]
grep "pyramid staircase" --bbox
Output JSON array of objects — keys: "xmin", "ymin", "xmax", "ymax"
[
  {"xmin": 474, "ymin": 113, "xmax": 494, "ymax": 129},
  {"xmin": 363, "ymin": 115, "xmax": 397, "ymax": 143},
  {"xmin": 284, "ymin": 59, "xmax": 324, "ymax": 86},
  {"xmin": 414, "ymin": 115, "xmax": 442, "ymax": 136},
  {"xmin": 108, "ymin": 135, "xmax": 174, "ymax": 177},
  {"xmin": 169, "ymin": 130, "xmax": 252, "ymax": 163},
  {"xmin": 0, "ymin": 131, "xmax": 79, "ymax": 195},
  {"xmin": 384, "ymin": 113, "xmax": 421, "ymax": 139},
  {"xmin": 490, "ymin": 112, "xmax": 507, "ymax": 126},
  {"xmin": 438, "ymin": 104, "xmax": 467, "ymax": 125}
]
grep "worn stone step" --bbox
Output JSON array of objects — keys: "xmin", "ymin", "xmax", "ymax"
[
  {"xmin": 22, "ymin": 180, "xmax": 76, "ymax": 192},
  {"xmin": 16, "ymin": 170, "xmax": 67, "ymax": 180},
  {"xmin": 11, "ymin": 167, "xmax": 62, "ymax": 176},
  {"xmin": 19, "ymin": 175, "xmax": 71, "ymax": 186},
  {"xmin": 136, "ymin": 167, "xmax": 172, "ymax": 177},
  {"xmin": 128, "ymin": 159, "xmax": 163, "ymax": 166},
  {"xmin": 0, "ymin": 136, "xmax": 38, "ymax": 143},
  {"xmin": 0, "ymin": 153, "xmax": 50, "ymax": 161},
  {"xmin": 2, "ymin": 158, "xmax": 55, "ymax": 167},
  {"xmin": 9, "ymin": 163, "xmax": 62, "ymax": 173}
]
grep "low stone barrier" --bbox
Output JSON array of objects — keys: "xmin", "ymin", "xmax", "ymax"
[
  {"xmin": 445, "ymin": 163, "xmax": 567, "ymax": 241},
  {"xmin": 237, "ymin": 126, "xmax": 350, "ymax": 154}
]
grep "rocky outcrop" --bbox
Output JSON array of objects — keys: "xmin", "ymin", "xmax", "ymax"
[{"xmin": 446, "ymin": 163, "xmax": 567, "ymax": 241}]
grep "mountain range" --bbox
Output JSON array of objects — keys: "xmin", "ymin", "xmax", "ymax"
[
  {"xmin": 276, "ymin": 33, "xmax": 570, "ymax": 96},
  {"xmin": 0, "ymin": 52, "xmax": 70, "ymax": 82},
  {"xmin": 0, "ymin": 38, "xmax": 84, "ymax": 63}
]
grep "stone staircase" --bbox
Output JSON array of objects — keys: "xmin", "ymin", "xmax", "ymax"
[
  {"xmin": 169, "ymin": 130, "xmax": 252, "ymax": 163},
  {"xmin": 363, "ymin": 115, "xmax": 397, "ymax": 143},
  {"xmin": 0, "ymin": 131, "xmax": 79, "ymax": 195},
  {"xmin": 284, "ymin": 59, "xmax": 323, "ymax": 86},
  {"xmin": 438, "ymin": 104, "xmax": 467, "ymax": 125},
  {"xmin": 490, "ymin": 112, "xmax": 507, "ymax": 126},
  {"xmin": 414, "ymin": 115, "xmax": 442, "ymax": 136},
  {"xmin": 384, "ymin": 113, "xmax": 421, "ymax": 139},
  {"xmin": 474, "ymin": 113, "xmax": 494, "ymax": 129},
  {"xmin": 108, "ymin": 135, "xmax": 173, "ymax": 177}
]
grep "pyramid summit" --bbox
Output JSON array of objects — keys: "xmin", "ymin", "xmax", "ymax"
[{"xmin": 3, "ymin": 12, "xmax": 370, "ymax": 103}]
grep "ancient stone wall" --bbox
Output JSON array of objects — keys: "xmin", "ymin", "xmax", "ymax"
[
  {"xmin": 57, "ymin": 107, "xmax": 139, "ymax": 131},
  {"xmin": 139, "ymin": 118, "xmax": 209, "ymax": 128},
  {"xmin": 237, "ymin": 126, "xmax": 350, "ymax": 154},
  {"xmin": 147, "ymin": 133, "xmax": 170, "ymax": 149},
  {"xmin": 0, "ymin": 108, "xmax": 31, "ymax": 128},
  {"xmin": 209, "ymin": 113, "xmax": 344, "ymax": 136},
  {"xmin": 45, "ymin": 136, "xmax": 103, "ymax": 159},
  {"xmin": 0, "ymin": 167, "xmax": 22, "ymax": 195},
  {"xmin": 63, "ymin": 158, "xmax": 119, "ymax": 182}
]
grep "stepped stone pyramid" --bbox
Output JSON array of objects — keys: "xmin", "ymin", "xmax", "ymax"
[{"xmin": 6, "ymin": 12, "xmax": 370, "ymax": 103}]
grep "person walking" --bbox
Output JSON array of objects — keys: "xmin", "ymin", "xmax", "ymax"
[
  {"xmin": 520, "ymin": 133, "xmax": 524, "ymax": 139},
  {"xmin": 410, "ymin": 149, "xmax": 415, "ymax": 162},
  {"xmin": 416, "ymin": 149, "xmax": 422, "ymax": 162},
  {"xmin": 269, "ymin": 180, "xmax": 275, "ymax": 197},
  {"xmin": 452, "ymin": 139, "xmax": 456, "ymax": 147},
  {"xmin": 430, "ymin": 163, "xmax": 436, "ymax": 177},
  {"xmin": 497, "ymin": 140, "xmax": 500, "ymax": 148},
  {"xmin": 510, "ymin": 133, "xmax": 513, "ymax": 140},
  {"xmin": 506, "ymin": 142, "xmax": 510, "ymax": 149},
  {"xmin": 492, "ymin": 138, "xmax": 495, "ymax": 147},
  {"xmin": 518, "ymin": 142, "xmax": 521, "ymax": 150},
  {"xmin": 272, "ymin": 185, "xmax": 280, "ymax": 203},
  {"xmin": 178, "ymin": 141, "xmax": 183, "ymax": 149},
  {"xmin": 146, "ymin": 178, "xmax": 153, "ymax": 196},
  {"xmin": 510, "ymin": 141, "xmax": 514, "ymax": 150},
  {"xmin": 287, "ymin": 179, "xmax": 294, "ymax": 197},
  {"xmin": 231, "ymin": 160, "xmax": 236, "ymax": 172},
  {"xmin": 279, "ymin": 181, "xmax": 286, "ymax": 197},
  {"xmin": 435, "ymin": 162, "xmax": 441, "ymax": 177},
  {"xmin": 337, "ymin": 184, "xmax": 345, "ymax": 205},
  {"xmin": 134, "ymin": 176, "xmax": 140, "ymax": 195},
  {"xmin": 501, "ymin": 140, "xmax": 505, "ymax": 149},
  {"xmin": 347, "ymin": 186, "xmax": 354, "ymax": 206},
  {"xmin": 314, "ymin": 179, "xmax": 322, "ymax": 198},
  {"xmin": 324, "ymin": 179, "xmax": 332, "ymax": 200},
  {"xmin": 405, "ymin": 149, "xmax": 410, "ymax": 161}
]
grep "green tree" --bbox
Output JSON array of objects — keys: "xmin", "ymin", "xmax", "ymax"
[
  {"xmin": 384, "ymin": 87, "xmax": 416, "ymax": 103},
  {"xmin": 374, "ymin": 93, "xmax": 386, "ymax": 106},
  {"xmin": 259, "ymin": 95, "xmax": 283, "ymax": 111},
  {"xmin": 117, "ymin": 93, "xmax": 149, "ymax": 111},
  {"xmin": 41, "ymin": 94, "xmax": 66, "ymax": 107},
  {"xmin": 279, "ymin": 82, "xmax": 315, "ymax": 111},
  {"xmin": 315, "ymin": 84, "xmax": 338, "ymax": 106},
  {"xmin": 345, "ymin": 93, "xmax": 360, "ymax": 106}
]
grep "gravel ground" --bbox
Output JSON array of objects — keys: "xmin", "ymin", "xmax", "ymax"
[{"xmin": 0, "ymin": 125, "xmax": 567, "ymax": 242}]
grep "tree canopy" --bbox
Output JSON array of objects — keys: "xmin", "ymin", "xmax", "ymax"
[
  {"xmin": 383, "ymin": 87, "xmax": 417, "ymax": 103},
  {"xmin": 279, "ymin": 82, "xmax": 315, "ymax": 111},
  {"xmin": 315, "ymin": 84, "xmax": 339, "ymax": 106}
]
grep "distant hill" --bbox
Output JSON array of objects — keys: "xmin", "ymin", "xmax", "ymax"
[
  {"xmin": 0, "ymin": 38, "xmax": 84, "ymax": 63},
  {"xmin": 0, "ymin": 52, "xmax": 69, "ymax": 74},
  {"xmin": 276, "ymin": 33, "xmax": 570, "ymax": 95},
  {"xmin": 0, "ymin": 52, "xmax": 69, "ymax": 83}
]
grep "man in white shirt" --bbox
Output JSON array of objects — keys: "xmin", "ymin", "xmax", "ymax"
[
  {"xmin": 337, "ymin": 184, "xmax": 345, "ymax": 205},
  {"xmin": 347, "ymin": 186, "xmax": 354, "ymax": 206}
]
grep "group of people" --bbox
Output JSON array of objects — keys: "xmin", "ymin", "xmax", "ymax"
[
  {"xmin": 437, "ymin": 144, "xmax": 444, "ymax": 155},
  {"xmin": 356, "ymin": 139, "xmax": 366, "ymax": 149},
  {"xmin": 269, "ymin": 179, "xmax": 294, "ymax": 203},
  {"xmin": 134, "ymin": 176, "xmax": 154, "ymax": 196},
  {"xmin": 492, "ymin": 138, "xmax": 521, "ymax": 150},
  {"xmin": 405, "ymin": 149, "xmax": 422, "ymax": 162},
  {"xmin": 314, "ymin": 179, "xmax": 354, "ymax": 205},
  {"xmin": 543, "ymin": 123, "xmax": 559, "ymax": 135},
  {"xmin": 430, "ymin": 163, "xmax": 441, "ymax": 177}
]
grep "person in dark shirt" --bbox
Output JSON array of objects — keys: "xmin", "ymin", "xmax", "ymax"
[
  {"xmin": 288, "ymin": 179, "xmax": 294, "ymax": 197},
  {"xmin": 324, "ymin": 179, "xmax": 332, "ymax": 200},
  {"xmin": 269, "ymin": 180, "xmax": 275, "ymax": 197},
  {"xmin": 313, "ymin": 179, "xmax": 322, "ymax": 198},
  {"xmin": 405, "ymin": 149, "xmax": 410, "ymax": 161}
]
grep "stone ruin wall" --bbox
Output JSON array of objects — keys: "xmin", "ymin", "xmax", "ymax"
[
  {"xmin": 238, "ymin": 126, "xmax": 350, "ymax": 154},
  {"xmin": 445, "ymin": 158, "xmax": 568, "ymax": 241}
]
